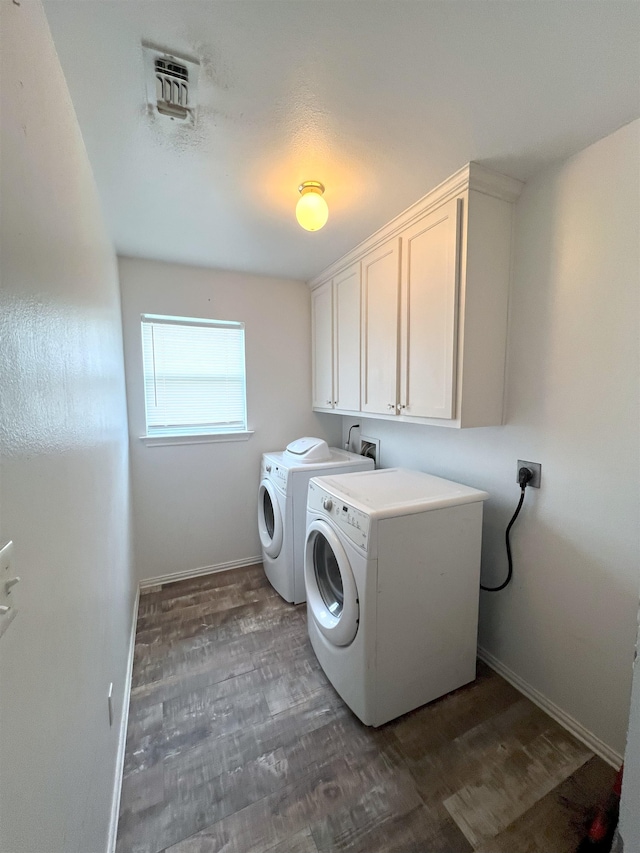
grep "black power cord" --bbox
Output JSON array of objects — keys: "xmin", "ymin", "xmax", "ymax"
[
  {"xmin": 480, "ymin": 466, "xmax": 533, "ymax": 592},
  {"xmin": 345, "ymin": 423, "xmax": 360, "ymax": 451}
]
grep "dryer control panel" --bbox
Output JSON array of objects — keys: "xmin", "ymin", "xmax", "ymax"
[{"xmin": 308, "ymin": 481, "xmax": 370, "ymax": 551}]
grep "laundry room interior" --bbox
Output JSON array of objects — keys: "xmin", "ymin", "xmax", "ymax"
[{"xmin": 1, "ymin": 2, "xmax": 639, "ymax": 853}]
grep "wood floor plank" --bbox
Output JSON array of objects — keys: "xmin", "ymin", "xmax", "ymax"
[
  {"xmin": 261, "ymin": 662, "xmax": 330, "ymax": 716},
  {"xmin": 139, "ymin": 582, "xmax": 162, "ymax": 599},
  {"xmin": 131, "ymin": 614, "xmax": 309, "ymax": 705},
  {"xmin": 281, "ymin": 714, "xmax": 384, "ymax": 778},
  {"xmin": 474, "ymin": 755, "xmax": 617, "ymax": 853},
  {"xmin": 117, "ymin": 565, "xmax": 612, "ymax": 853},
  {"xmin": 307, "ymin": 749, "xmax": 426, "ymax": 835},
  {"xmin": 400, "ymin": 696, "xmax": 560, "ymax": 804},
  {"xmin": 162, "ymin": 654, "xmax": 326, "ymax": 736},
  {"xmin": 158, "ymin": 573, "xmax": 269, "ymax": 614},
  {"xmin": 131, "ymin": 657, "xmax": 165, "ymax": 690},
  {"xmin": 119, "ymin": 763, "xmax": 165, "ymax": 815},
  {"xmin": 134, "ymin": 626, "xmax": 163, "ymax": 661},
  {"xmin": 128, "ymin": 648, "xmax": 256, "ymax": 715},
  {"xmin": 123, "ymin": 703, "xmax": 164, "ymax": 776},
  {"xmin": 164, "ymin": 685, "xmax": 271, "ymax": 742},
  {"xmin": 136, "ymin": 584, "xmax": 280, "ymax": 633},
  {"xmin": 117, "ymin": 799, "xmax": 173, "ymax": 853},
  {"xmin": 155, "ymin": 564, "xmax": 267, "ymax": 600},
  {"xmin": 148, "ymin": 596, "xmax": 304, "ymax": 653},
  {"xmin": 161, "ymin": 757, "xmax": 358, "ymax": 853},
  {"xmin": 163, "ymin": 686, "xmax": 348, "ymax": 798},
  {"xmin": 443, "ymin": 726, "xmax": 593, "ymax": 847},
  {"xmin": 164, "ymin": 826, "xmax": 321, "ymax": 853},
  {"xmin": 310, "ymin": 799, "xmax": 472, "ymax": 853},
  {"xmin": 125, "ymin": 689, "xmax": 271, "ymax": 779},
  {"xmin": 162, "ymin": 581, "xmax": 278, "ymax": 620},
  {"xmin": 389, "ymin": 660, "xmax": 522, "ymax": 758},
  {"xmin": 136, "ymin": 747, "xmax": 291, "ymax": 853},
  {"xmin": 260, "ymin": 827, "xmax": 320, "ymax": 853}
]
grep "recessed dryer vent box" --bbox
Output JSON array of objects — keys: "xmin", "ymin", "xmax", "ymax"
[{"xmin": 360, "ymin": 435, "xmax": 380, "ymax": 468}]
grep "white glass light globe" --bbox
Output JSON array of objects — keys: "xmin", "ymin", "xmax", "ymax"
[{"xmin": 296, "ymin": 187, "xmax": 329, "ymax": 231}]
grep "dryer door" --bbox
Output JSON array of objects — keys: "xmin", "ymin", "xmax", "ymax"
[
  {"xmin": 258, "ymin": 479, "xmax": 283, "ymax": 558},
  {"xmin": 305, "ymin": 519, "xmax": 359, "ymax": 646}
]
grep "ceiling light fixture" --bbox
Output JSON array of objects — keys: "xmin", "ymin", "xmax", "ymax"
[{"xmin": 296, "ymin": 181, "xmax": 328, "ymax": 232}]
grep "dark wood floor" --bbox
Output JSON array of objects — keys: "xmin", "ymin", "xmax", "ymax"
[{"xmin": 117, "ymin": 564, "xmax": 614, "ymax": 853}]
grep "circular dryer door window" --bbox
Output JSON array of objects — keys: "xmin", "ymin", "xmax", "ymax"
[
  {"xmin": 258, "ymin": 480, "xmax": 283, "ymax": 558},
  {"xmin": 305, "ymin": 520, "xmax": 358, "ymax": 646}
]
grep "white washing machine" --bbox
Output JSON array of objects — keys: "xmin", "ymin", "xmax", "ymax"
[
  {"xmin": 257, "ymin": 437, "xmax": 373, "ymax": 604},
  {"xmin": 304, "ymin": 467, "xmax": 489, "ymax": 726}
]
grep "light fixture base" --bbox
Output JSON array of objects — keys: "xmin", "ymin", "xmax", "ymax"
[{"xmin": 298, "ymin": 181, "xmax": 325, "ymax": 196}]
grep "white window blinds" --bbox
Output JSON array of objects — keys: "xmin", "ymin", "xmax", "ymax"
[{"xmin": 141, "ymin": 314, "xmax": 247, "ymax": 437}]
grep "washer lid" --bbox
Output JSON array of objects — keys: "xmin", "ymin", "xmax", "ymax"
[
  {"xmin": 284, "ymin": 437, "xmax": 331, "ymax": 463},
  {"xmin": 313, "ymin": 467, "xmax": 489, "ymax": 518}
]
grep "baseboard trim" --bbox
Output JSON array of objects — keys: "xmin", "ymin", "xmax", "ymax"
[
  {"xmin": 107, "ymin": 587, "xmax": 139, "ymax": 853},
  {"xmin": 478, "ymin": 646, "xmax": 622, "ymax": 769},
  {"xmin": 138, "ymin": 556, "xmax": 263, "ymax": 590}
]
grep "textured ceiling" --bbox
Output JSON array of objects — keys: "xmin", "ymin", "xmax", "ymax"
[{"xmin": 44, "ymin": 1, "xmax": 639, "ymax": 281}]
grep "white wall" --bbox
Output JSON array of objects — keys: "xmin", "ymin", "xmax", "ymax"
[
  {"xmin": 344, "ymin": 120, "xmax": 640, "ymax": 757},
  {"xmin": 0, "ymin": 3, "xmax": 134, "ymax": 852},
  {"xmin": 119, "ymin": 257, "xmax": 341, "ymax": 582}
]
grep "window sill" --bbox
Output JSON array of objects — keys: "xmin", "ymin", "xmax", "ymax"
[{"xmin": 140, "ymin": 430, "xmax": 254, "ymax": 447}]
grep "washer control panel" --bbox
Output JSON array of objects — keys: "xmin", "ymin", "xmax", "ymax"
[
  {"xmin": 308, "ymin": 481, "xmax": 370, "ymax": 551},
  {"xmin": 261, "ymin": 457, "xmax": 288, "ymax": 494},
  {"xmin": 274, "ymin": 465, "xmax": 288, "ymax": 492}
]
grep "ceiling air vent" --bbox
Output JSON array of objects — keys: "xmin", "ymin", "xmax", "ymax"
[
  {"xmin": 143, "ymin": 44, "xmax": 200, "ymax": 124},
  {"xmin": 155, "ymin": 57, "xmax": 189, "ymax": 119}
]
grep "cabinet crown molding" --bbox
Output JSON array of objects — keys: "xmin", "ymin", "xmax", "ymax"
[{"xmin": 308, "ymin": 162, "xmax": 523, "ymax": 290}]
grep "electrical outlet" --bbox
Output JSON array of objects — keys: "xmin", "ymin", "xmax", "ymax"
[
  {"xmin": 0, "ymin": 541, "xmax": 18, "ymax": 640},
  {"xmin": 517, "ymin": 460, "xmax": 541, "ymax": 488},
  {"xmin": 0, "ymin": 540, "xmax": 13, "ymax": 576},
  {"xmin": 360, "ymin": 435, "xmax": 380, "ymax": 468}
]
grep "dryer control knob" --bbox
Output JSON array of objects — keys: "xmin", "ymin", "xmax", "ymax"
[
  {"xmin": 266, "ymin": 464, "xmax": 272, "ymax": 473},
  {"xmin": 322, "ymin": 497, "xmax": 333, "ymax": 511}
]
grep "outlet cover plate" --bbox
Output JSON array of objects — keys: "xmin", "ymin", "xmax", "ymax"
[
  {"xmin": 0, "ymin": 541, "xmax": 17, "ymax": 640},
  {"xmin": 0, "ymin": 540, "xmax": 13, "ymax": 575},
  {"xmin": 517, "ymin": 460, "xmax": 541, "ymax": 488},
  {"xmin": 108, "ymin": 682, "xmax": 114, "ymax": 726}
]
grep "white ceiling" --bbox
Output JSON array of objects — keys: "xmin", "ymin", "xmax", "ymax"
[{"xmin": 44, "ymin": 1, "xmax": 639, "ymax": 281}]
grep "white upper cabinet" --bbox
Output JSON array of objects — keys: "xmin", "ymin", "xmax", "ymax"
[
  {"xmin": 399, "ymin": 197, "xmax": 460, "ymax": 419},
  {"xmin": 309, "ymin": 163, "xmax": 523, "ymax": 428},
  {"xmin": 361, "ymin": 239, "xmax": 400, "ymax": 415},
  {"xmin": 334, "ymin": 263, "xmax": 361, "ymax": 412},
  {"xmin": 311, "ymin": 280, "xmax": 333, "ymax": 409},
  {"xmin": 311, "ymin": 261, "xmax": 361, "ymax": 413}
]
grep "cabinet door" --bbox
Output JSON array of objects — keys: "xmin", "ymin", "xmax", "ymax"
[
  {"xmin": 334, "ymin": 262, "xmax": 361, "ymax": 412},
  {"xmin": 361, "ymin": 238, "xmax": 401, "ymax": 415},
  {"xmin": 311, "ymin": 280, "xmax": 334, "ymax": 409},
  {"xmin": 400, "ymin": 197, "xmax": 460, "ymax": 419}
]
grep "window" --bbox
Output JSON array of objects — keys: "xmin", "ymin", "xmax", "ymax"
[{"xmin": 141, "ymin": 314, "xmax": 248, "ymax": 440}]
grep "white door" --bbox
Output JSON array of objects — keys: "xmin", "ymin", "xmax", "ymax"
[
  {"xmin": 257, "ymin": 480, "xmax": 283, "ymax": 558},
  {"xmin": 304, "ymin": 519, "xmax": 359, "ymax": 646},
  {"xmin": 311, "ymin": 280, "xmax": 334, "ymax": 409},
  {"xmin": 334, "ymin": 262, "xmax": 361, "ymax": 412},
  {"xmin": 400, "ymin": 197, "xmax": 461, "ymax": 419},
  {"xmin": 361, "ymin": 238, "xmax": 401, "ymax": 416}
]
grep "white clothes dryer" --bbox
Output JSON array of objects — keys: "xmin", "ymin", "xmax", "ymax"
[
  {"xmin": 257, "ymin": 438, "xmax": 373, "ymax": 604},
  {"xmin": 304, "ymin": 467, "xmax": 489, "ymax": 726}
]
